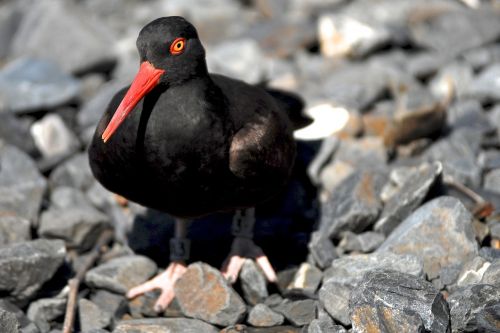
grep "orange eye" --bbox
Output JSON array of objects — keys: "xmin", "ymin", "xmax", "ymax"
[{"xmin": 170, "ymin": 38, "xmax": 185, "ymax": 55}]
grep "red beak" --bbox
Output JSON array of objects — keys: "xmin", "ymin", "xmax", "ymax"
[{"xmin": 101, "ymin": 61, "xmax": 165, "ymax": 143}]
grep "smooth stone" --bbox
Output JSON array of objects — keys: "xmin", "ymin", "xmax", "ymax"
[
  {"xmin": 0, "ymin": 239, "xmax": 65, "ymax": 305},
  {"xmin": 446, "ymin": 99, "xmax": 492, "ymax": 134},
  {"xmin": 480, "ymin": 150, "xmax": 500, "ymax": 173},
  {"xmin": 338, "ymin": 231, "xmax": 385, "ymax": 253},
  {"xmin": 49, "ymin": 153, "xmax": 94, "ymax": 191},
  {"xmin": 407, "ymin": 52, "xmax": 450, "ymax": 79},
  {"xmin": 273, "ymin": 299, "xmax": 316, "ymax": 327},
  {"xmin": 247, "ymin": 304, "xmax": 284, "ymax": 327},
  {"xmin": 78, "ymin": 299, "xmax": 112, "ymax": 332},
  {"xmin": 307, "ymin": 231, "xmax": 338, "ymax": 270},
  {"xmin": 174, "ymin": 262, "xmax": 246, "ymax": 326},
  {"xmin": 286, "ymin": 262, "xmax": 322, "ymax": 295},
  {"xmin": 85, "ymin": 255, "xmax": 157, "ymax": 294},
  {"xmin": 27, "ymin": 297, "xmax": 66, "ymax": 333},
  {"xmin": 334, "ymin": 137, "xmax": 387, "ymax": 169},
  {"xmin": 112, "ymin": 318, "xmax": 218, "ymax": 333},
  {"xmin": 50, "ymin": 187, "xmax": 94, "ymax": 210},
  {"xmin": 90, "ymin": 290, "xmax": 127, "ymax": 320},
  {"xmin": 221, "ymin": 324, "xmax": 302, "ymax": 333},
  {"xmin": 240, "ymin": 259, "xmax": 268, "ymax": 305},
  {"xmin": 430, "ymin": 61, "xmax": 473, "ymax": 100},
  {"xmin": 378, "ymin": 196, "xmax": 479, "ymax": 286},
  {"xmin": 30, "ymin": 113, "xmax": 79, "ymax": 159},
  {"xmin": 350, "ymin": 269, "xmax": 450, "ymax": 333},
  {"xmin": 0, "ymin": 215, "xmax": 31, "ymax": 246}
]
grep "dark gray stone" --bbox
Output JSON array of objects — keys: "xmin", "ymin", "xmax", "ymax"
[
  {"xmin": 78, "ymin": 299, "xmax": 111, "ymax": 332},
  {"xmin": 112, "ymin": 318, "xmax": 219, "ymax": 333},
  {"xmin": 30, "ymin": 113, "xmax": 80, "ymax": 159},
  {"xmin": 0, "ymin": 215, "xmax": 31, "ymax": 246},
  {"xmin": 0, "ymin": 58, "xmax": 80, "ymax": 114},
  {"xmin": 378, "ymin": 196, "xmax": 479, "ymax": 286},
  {"xmin": 0, "ymin": 239, "xmax": 65, "ymax": 304},
  {"xmin": 0, "ymin": 299, "xmax": 37, "ymax": 333},
  {"xmin": 319, "ymin": 170, "xmax": 385, "ymax": 238},
  {"xmin": 491, "ymin": 222, "xmax": 500, "ymax": 239},
  {"xmin": 350, "ymin": 269, "xmax": 450, "ymax": 333},
  {"xmin": 9, "ymin": 0, "xmax": 116, "ymax": 74},
  {"xmin": 0, "ymin": 113, "xmax": 38, "ymax": 156},
  {"xmin": 374, "ymin": 162, "xmax": 442, "ymax": 235},
  {"xmin": 85, "ymin": 255, "xmax": 157, "ymax": 294},
  {"xmin": 273, "ymin": 299, "xmax": 316, "ymax": 327},
  {"xmin": 338, "ymin": 231, "xmax": 385, "ymax": 253},
  {"xmin": 240, "ymin": 259, "xmax": 268, "ymax": 305},
  {"xmin": 476, "ymin": 302, "xmax": 500, "ymax": 333},
  {"xmin": 481, "ymin": 260, "xmax": 500, "ymax": 287},
  {"xmin": 307, "ymin": 231, "xmax": 337, "ymax": 270},
  {"xmin": 447, "ymin": 99, "xmax": 493, "ymax": 134},
  {"xmin": 49, "ymin": 153, "xmax": 94, "ymax": 191},
  {"xmin": 50, "ymin": 187, "xmax": 94, "ymax": 210},
  {"xmin": 27, "ymin": 297, "xmax": 66, "ymax": 333},
  {"xmin": 0, "ymin": 307, "xmax": 20, "ymax": 333},
  {"xmin": 0, "ymin": 143, "xmax": 47, "ymax": 225},
  {"xmin": 287, "ymin": 263, "xmax": 322, "ymax": 295},
  {"xmin": 463, "ymin": 44, "xmax": 500, "ymax": 70},
  {"xmin": 478, "ymin": 150, "xmax": 500, "ymax": 172},
  {"xmin": 466, "ymin": 63, "xmax": 500, "ymax": 103},
  {"xmin": 448, "ymin": 284, "xmax": 500, "ymax": 333},
  {"xmin": 247, "ymin": 304, "xmax": 284, "ymax": 327},
  {"xmin": 174, "ymin": 262, "xmax": 246, "ymax": 326},
  {"xmin": 90, "ymin": 290, "xmax": 127, "ymax": 319},
  {"xmin": 407, "ymin": 52, "xmax": 450, "ymax": 79},
  {"xmin": 484, "ymin": 169, "xmax": 500, "ymax": 195}
]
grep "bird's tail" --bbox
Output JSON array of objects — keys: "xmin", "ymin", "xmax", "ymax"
[{"xmin": 264, "ymin": 88, "xmax": 312, "ymax": 131}]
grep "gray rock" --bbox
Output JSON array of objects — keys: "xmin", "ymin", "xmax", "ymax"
[
  {"xmin": 319, "ymin": 170, "xmax": 385, "ymax": 239},
  {"xmin": 27, "ymin": 297, "xmax": 66, "ymax": 333},
  {"xmin": 90, "ymin": 290, "xmax": 127, "ymax": 320},
  {"xmin": 456, "ymin": 256, "xmax": 491, "ymax": 288},
  {"xmin": 430, "ymin": 61, "xmax": 473, "ymax": 101},
  {"xmin": 0, "ymin": 113, "xmax": 38, "ymax": 156},
  {"xmin": 377, "ymin": 196, "xmax": 479, "ymax": 286},
  {"xmin": 351, "ymin": 303, "xmax": 425, "ymax": 333},
  {"xmin": 49, "ymin": 153, "xmax": 94, "ymax": 191},
  {"xmin": 0, "ymin": 215, "xmax": 31, "ymax": 246},
  {"xmin": 484, "ymin": 169, "xmax": 500, "ymax": 195},
  {"xmin": 374, "ymin": 162, "xmax": 442, "ymax": 235},
  {"xmin": 318, "ymin": 161, "xmax": 355, "ymax": 195},
  {"xmin": 0, "ymin": 239, "xmax": 65, "ymax": 304},
  {"xmin": 112, "ymin": 318, "xmax": 218, "ymax": 333},
  {"xmin": 319, "ymin": 252, "xmax": 423, "ymax": 326},
  {"xmin": 446, "ymin": 100, "xmax": 493, "ymax": 134},
  {"xmin": 247, "ymin": 304, "xmax": 284, "ymax": 327},
  {"xmin": 479, "ymin": 247, "xmax": 500, "ymax": 262},
  {"xmin": 476, "ymin": 302, "xmax": 500, "ymax": 333},
  {"xmin": 174, "ymin": 262, "xmax": 246, "ymax": 326},
  {"xmin": 338, "ymin": 231, "xmax": 385, "ymax": 253},
  {"xmin": 273, "ymin": 299, "xmax": 316, "ymax": 326},
  {"xmin": 407, "ymin": 52, "xmax": 450, "ymax": 79},
  {"xmin": 479, "ymin": 150, "xmax": 500, "ymax": 173},
  {"xmin": 463, "ymin": 44, "xmax": 500, "ymax": 70},
  {"xmin": 0, "ymin": 58, "xmax": 80, "ymax": 114},
  {"xmin": 78, "ymin": 299, "xmax": 111, "ymax": 332},
  {"xmin": 307, "ymin": 231, "xmax": 337, "ymax": 270},
  {"xmin": 0, "ymin": 143, "xmax": 47, "ymax": 225},
  {"xmin": 308, "ymin": 316, "xmax": 346, "ymax": 333},
  {"xmin": 481, "ymin": 260, "xmax": 500, "ymax": 287},
  {"xmin": 9, "ymin": 0, "xmax": 116, "ymax": 74},
  {"xmin": 39, "ymin": 206, "xmax": 110, "ymax": 251},
  {"xmin": 491, "ymin": 222, "xmax": 500, "ymax": 239},
  {"xmin": 335, "ymin": 137, "xmax": 388, "ymax": 170},
  {"xmin": 350, "ymin": 269, "xmax": 450, "ymax": 333},
  {"xmin": 240, "ymin": 259, "xmax": 268, "ymax": 305},
  {"xmin": 85, "ymin": 255, "xmax": 157, "ymax": 294},
  {"xmin": 50, "ymin": 187, "xmax": 94, "ymax": 210},
  {"xmin": 0, "ymin": 299, "xmax": 37, "ymax": 333},
  {"xmin": 287, "ymin": 263, "xmax": 322, "ymax": 295},
  {"xmin": 466, "ymin": 63, "xmax": 500, "ymax": 103},
  {"xmin": 30, "ymin": 113, "xmax": 79, "ymax": 159},
  {"xmin": 448, "ymin": 284, "xmax": 500, "ymax": 333},
  {"xmin": 0, "ymin": 308, "xmax": 20, "ymax": 333}
]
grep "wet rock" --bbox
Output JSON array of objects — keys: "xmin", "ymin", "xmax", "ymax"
[
  {"xmin": 27, "ymin": 297, "xmax": 66, "ymax": 333},
  {"xmin": 286, "ymin": 263, "xmax": 322, "ymax": 295},
  {"xmin": 307, "ymin": 231, "xmax": 337, "ymax": 270},
  {"xmin": 90, "ymin": 290, "xmax": 127, "ymax": 320},
  {"xmin": 273, "ymin": 299, "xmax": 316, "ymax": 327},
  {"xmin": 481, "ymin": 260, "xmax": 500, "ymax": 287},
  {"xmin": 10, "ymin": 0, "xmax": 116, "ymax": 74},
  {"xmin": 378, "ymin": 196, "xmax": 479, "ymax": 287},
  {"xmin": 39, "ymin": 206, "xmax": 110, "ymax": 251},
  {"xmin": 338, "ymin": 231, "xmax": 385, "ymax": 253},
  {"xmin": 79, "ymin": 299, "xmax": 112, "ymax": 332},
  {"xmin": 466, "ymin": 63, "xmax": 500, "ymax": 103},
  {"xmin": 85, "ymin": 255, "xmax": 157, "ymax": 294},
  {"xmin": 0, "ymin": 308, "xmax": 20, "ymax": 333},
  {"xmin": 240, "ymin": 259, "xmax": 268, "ymax": 305},
  {"xmin": 0, "ymin": 58, "xmax": 80, "ymax": 114},
  {"xmin": 0, "ymin": 239, "xmax": 65, "ymax": 304},
  {"xmin": 448, "ymin": 284, "xmax": 500, "ymax": 333},
  {"xmin": 113, "ymin": 318, "xmax": 218, "ymax": 333},
  {"xmin": 0, "ymin": 143, "xmax": 47, "ymax": 225},
  {"xmin": 319, "ymin": 252, "xmax": 423, "ymax": 325},
  {"xmin": 0, "ymin": 215, "xmax": 31, "ymax": 246},
  {"xmin": 319, "ymin": 170, "xmax": 385, "ymax": 239},
  {"xmin": 350, "ymin": 269, "xmax": 450, "ymax": 333},
  {"xmin": 174, "ymin": 262, "xmax": 246, "ymax": 326},
  {"xmin": 30, "ymin": 113, "xmax": 79, "ymax": 159},
  {"xmin": 49, "ymin": 153, "xmax": 94, "ymax": 190},
  {"xmin": 247, "ymin": 304, "xmax": 284, "ymax": 327},
  {"xmin": 374, "ymin": 162, "xmax": 442, "ymax": 235}
]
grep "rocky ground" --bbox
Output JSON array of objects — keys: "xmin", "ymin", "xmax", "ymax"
[{"xmin": 0, "ymin": 0, "xmax": 499, "ymax": 332}]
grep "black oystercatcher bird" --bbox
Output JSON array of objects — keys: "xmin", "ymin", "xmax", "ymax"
[{"xmin": 89, "ymin": 16, "xmax": 296, "ymax": 312}]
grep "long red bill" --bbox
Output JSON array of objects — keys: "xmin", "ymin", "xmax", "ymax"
[{"xmin": 101, "ymin": 61, "xmax": 165, "ymax": 143}]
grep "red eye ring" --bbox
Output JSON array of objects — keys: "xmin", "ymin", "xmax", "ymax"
[{"xmin": 170, "ymin": 38, "xmax": 186, "ymax": 55}]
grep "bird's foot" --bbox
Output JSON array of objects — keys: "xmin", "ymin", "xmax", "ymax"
[
  {"xmin": 221, "ymin": 237, "xmax": 277, "ymax": 284},
  {"xmin": 126, "ymin": 261, "xmax": 187, "ymax": 313}
]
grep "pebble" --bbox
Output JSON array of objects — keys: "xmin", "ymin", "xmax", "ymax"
[
  {"xmin": 247, "ymin": 304, "xmax": 284, "ymax": 327},
  {"xmin": 30, "ymin": 113, "xmax": 80, "ymax": 159},
  {"xmin": 240, "ymin": 259, "xmax": 269, "ymax": 305},
  {"xmin": 174, "ymin": 262, "xmax": 246, "ymax": 326},
  {"xmin": 113, "ymin": 318, "xmax": 218, "ymax": 333},
  {"xmin": 85, "ymin": 255, "xmax": 157, "ymax": 294},
  {"xmin": 49, "ymin": 153, "xmax": 95, "ymax": 191},
  {"xmin": 78, "ymin": 299, "xmax": 112, "ymax": 332},
  {"xmin": 0, "ymin": 215, "xmax": 31, "ymax": 246}
]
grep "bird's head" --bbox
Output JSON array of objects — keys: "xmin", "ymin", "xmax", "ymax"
[{"xmin": 102, "ymin": 16, "xmax": 207, "ymax": 143}]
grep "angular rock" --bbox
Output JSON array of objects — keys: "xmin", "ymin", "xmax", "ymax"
[
  {"xmin": 273, "ymin": 299, "xmax": 316, "ymax": 327},
  {"xmin": 377, "ymin": 196, "xmax": 479, "ymax": 286},
  {"xmin": 240, "ymin": 259, "xmax": 268, "ymax": 305},
  {"xmin": 307, "ymin": 231, "xmax": 338, "ymax": 270},
  {"xmin": 308, "ymin": 316, "xmax": 346, "ymax": 333},
  {"xmin": 0, "ymin": 308, "xmax": 20, "ymax": 333},
  {"xmin": 90, "ymin": 290, "xmax": 127, "ymax": 320},
  {"xmin": 287, "ymin": 262, "xmax": 322, "ymax": 295},
  {"xmin": 78, "ymin": 299, "xmax": 111, "ymax": 332},
  {"xmin": 351, "ymin": 303, "xmax": 425, "ymax": 333},
  {"xmin": 247, "ymin": 304, "xmax": 284, "ymax": 327},
  {"xmin": 479, "ymin": 247, "xmax": 500, "ymax": 262},
  {"xmin": 481, "ymin": 260, "xmax": 500, "ymax": 287},
  {"xmin": 0, "ymin": 143, "xmax": 47, "ymax": 225},
  {"xmin": 27, "ymin": 297, "xmax": 66, "ymax": 333},
  {"xmin": 174, "ymin": 262, "xmax": 246, "ymax": 326},
  {"xmin": 0, "ymin": 215, "xmax": 31, "ymax": 246},
  {"xmin": 112, "ymin": 318, "xmax": 218, "ymax": 333},
  {"xmin": 350, "ymin": 269, "xmax": 450, "ymax": 333},
  {"xmin": 374, "ymin": 162, "xmax": 442, "ymax": 235},
  {"xmin": 319, "ymin": 252, "xmax": 423, "ymax": 325},
  {"xmin": 338, "ymin": 231, "xmax": 385, "ymax": 253},
  {"xmin": 50, "ymin": 186, "xmax": 94, "ymax": 210},
  {"xmin": 466, "ymin": 63, "xmax": 500, "ymax": 103},
  {"xmin": 446, "ymin": 99, "xmax": 492, "ymax": 134},
  {"xmin": 0, "ymin": 299, "xmax": 36, "ymax": 332},
  {"xmin": 456, "ymin": 256, "xmax": 491, "ymax": 287},
  {"xmin": 476, "ymin": 302, "xmax": 500, "ymax": 333},
  {"xmin": 319, "ymin": 170, "xmax": 385, "ymax": 238},
  {"xmin": 448, "ymin": 284, "xmax": 500, "ymax": 333},
  {"xmin": 85, "ymin": 255, "xmax": 157, "ymax": 294},
  {"xmin": 318, "ymin": 160, "xmax": 355, "ymax": 195},
  {"xmin": 0, "ymin": 113, "xmax": 38, "ymax": 156},
  {"xmin": 10, "ymin": 0, "xmax": 116, "ymax": 74},
  {"xmin": 49, "ymin": 153, "xmax": 94, "ymax": 190},
  {"xmin": 335, "ymin": 137, "xmax": 387, "ymax": 168},
  {"xmin": 430, "ymin": 61, "xmax": 473, "ymax": 101},
  {"xmin": 30, "ymin": 113, "xmax": 79, "ymax": 159},
  {"xmin": 484, "ymin": 169, "xmax": 500, "ymax": 195},
  {"xmin": 463, "ymin": 44, "xmax": 500, "ymax": 70},
  {"xmin": 0, "ymin": 239, "xmax": 65, "ymax": 304}
]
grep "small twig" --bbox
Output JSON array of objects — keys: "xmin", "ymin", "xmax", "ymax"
[
  {"xmin": 62, "ymin": 229, "xmax": 114, "ymax": 333},
  {"xmin": 443, "ymin": 176, "xmax": 494, "ymax": 219}
]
